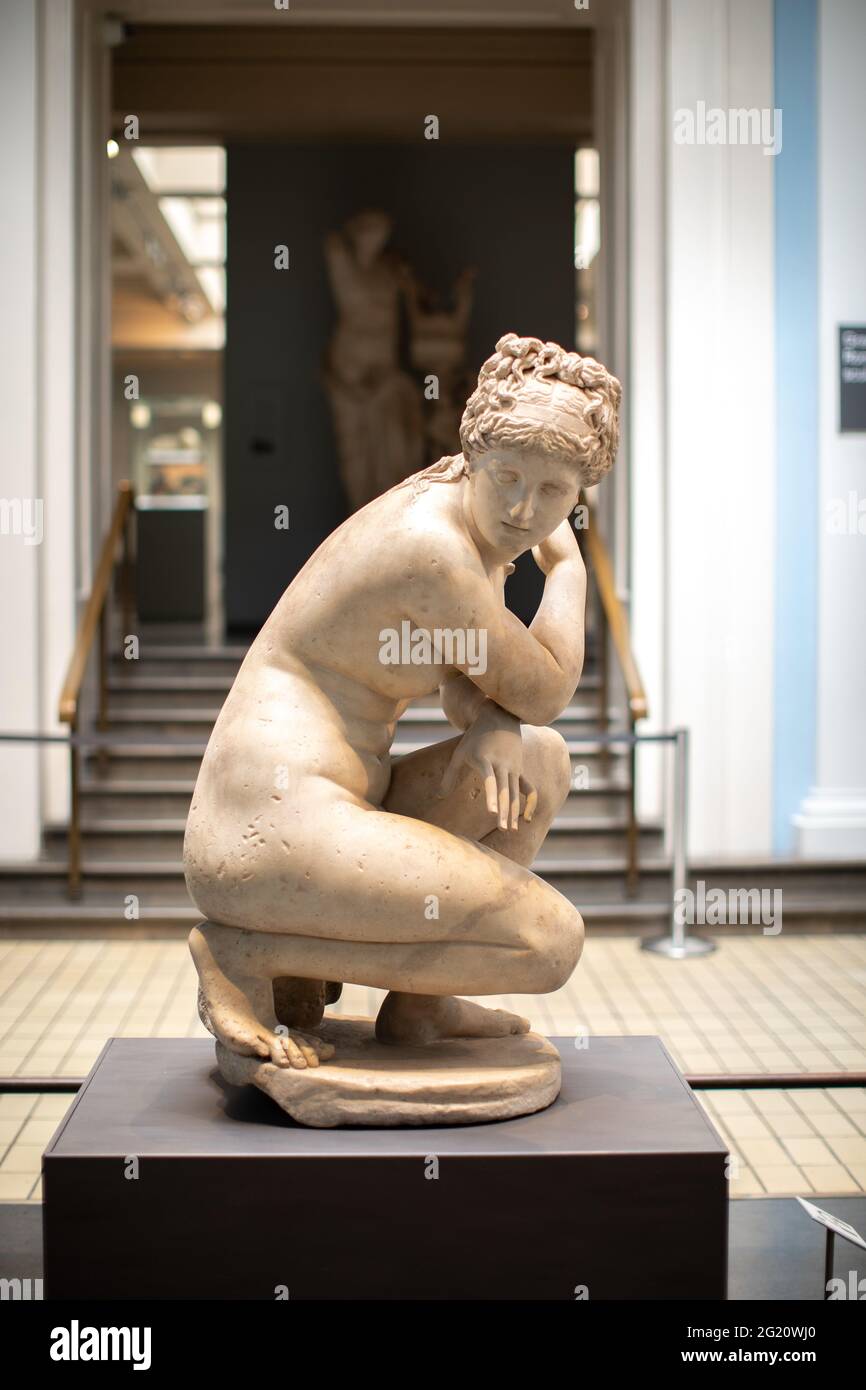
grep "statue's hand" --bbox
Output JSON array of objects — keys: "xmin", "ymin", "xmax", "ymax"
[
  {"xmin": 532, "ymin": 519, "xmax": 583, "ymax": 576},
  {"xmin": 439, "ymin": 703, "xmax": 538, "ymax": 831}
]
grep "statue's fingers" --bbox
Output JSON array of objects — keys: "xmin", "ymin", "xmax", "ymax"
[
  {"xmin": 521, "ymin": 778, "xmax": 538, "ymax": 822},
  {"xmin": 481, "ymin": 760, "xmax": 498, "ymax": 818},
  {"xmin": 509, "ymin": 773, "xmax": 520, "ymax": 830},
  {"xmin": 497, "ymin": 775, "xmax": 510, "ymax": 831}
]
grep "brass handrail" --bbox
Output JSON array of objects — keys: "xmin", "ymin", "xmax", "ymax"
[
  {"xmin": 578, "ymin": 490, "xmax": 648, "ymax": 895},
  {"xmin": 58, "ymin": 480, "xmax": 135, "ymax": 895},
  {"xmin": 580, "ymin": 491, "xmax": 648, "ymax": 722}
]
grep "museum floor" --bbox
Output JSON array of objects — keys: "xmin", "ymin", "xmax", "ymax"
[{"xmin": 1, "ymin": 931, "xmax": 865, "ymax": 1204}]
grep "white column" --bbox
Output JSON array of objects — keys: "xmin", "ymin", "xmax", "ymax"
[
  {"xmin": 630, "ymin": 0, "xmax": 777, "ymax": 857},
  {"xmin": 629, "ymin": 0, "xmax": 669, "ymax": 827},
  {"xmin": 0, "ymin": 0, "xmax": 41, "ymax": 859},
  {"xmin": 794, "ymin": 0, "xmax": 866, "ymax": 856},
  {"xmin": 38, "ymin": 0, "xmax": 78, "ymax": 826},
  {"xmin": 0, "ymin": 0, "xmax": 82, "ymax": 857}
]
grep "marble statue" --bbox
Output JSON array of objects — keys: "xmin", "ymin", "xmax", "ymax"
[
  {"xmin": 185, "ymin": 333, "xmax": 621, "ymax": 1125},
  {"xmin": 323, "ymin": 209, "xmax": 424, "ymax": 510},
  {"xmin": 404, "ymin": 266, "xmax": 476, "ymax": 463}
]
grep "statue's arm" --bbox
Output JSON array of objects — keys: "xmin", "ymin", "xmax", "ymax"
[
  {"xmin": 440, "ymin": 670, "xmax": 497, "ymax": 732},
  {"xmin": 440, "ymin": 560, "xmax": 510, "ymax": 730},
  {"xmin": 324, "ymin": 232, "xmax": 354, "ymax": 299},
  {"xmin": 417, "ymin": 539, "xmax": 585, "ymax": 727},
  {"xmin": 525, "ymin": 519, "xmax": 586, "ymax": 715}
]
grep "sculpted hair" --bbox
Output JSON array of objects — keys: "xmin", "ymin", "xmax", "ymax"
[
  {"xmin": 459, "ymin": 333, "xmax": 622, "ymax": 488},
  {"xmin": 398, "ymin": 332, "xmax": 621, "ymax": 495}
]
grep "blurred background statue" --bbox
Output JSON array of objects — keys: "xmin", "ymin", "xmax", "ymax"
[
  {"xmin": 323, "ymin": 209, "xmax": 423, "ymax": 510},
  {"xmin": 405, "ymin": 266, "xmax": 476, "ymax": 465}
]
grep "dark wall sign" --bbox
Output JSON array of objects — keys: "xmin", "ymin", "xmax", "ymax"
[{"xmin": 840, "ymin": 326, "xmax": 866, "ymax": 432}]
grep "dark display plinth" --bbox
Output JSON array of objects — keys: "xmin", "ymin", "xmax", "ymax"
[
  {"xmin": 43, "ymin": 1036, "xmax": 728, "ymax": 1300},
  {"xmin": 135, "ymin": 503, "xmax": 205, "ymax": 621}
]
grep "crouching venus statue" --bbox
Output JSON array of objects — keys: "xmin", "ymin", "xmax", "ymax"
[{"xmin": 185, "ymin": 333, "xmax": 621, "ymax": 1126}]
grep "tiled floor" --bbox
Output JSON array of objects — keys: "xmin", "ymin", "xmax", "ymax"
[{"xmin": 1, "ymin": 933, "xmax": 865, "ymax": 1203}]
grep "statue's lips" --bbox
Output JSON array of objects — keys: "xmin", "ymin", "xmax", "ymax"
[{"xmin": 502, "ymin": 520, "xmax": 530, "ymax": 532}]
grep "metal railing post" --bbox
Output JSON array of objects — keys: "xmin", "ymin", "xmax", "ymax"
[
  {"xmin": 671, "ymin": 726, "xmax": 689, "ymax": 947},
  {"xmin": 642, "ymin": 726, "xmax": 714, "ymax": 957},
  {"xmin": 68, "ymin": 723, "xmax": 81, "ymax": 899},
  {"xmin": 625, "ymin": 716, "xmax": 638, "ymax": 896},
  {"xmin": 597, "ymin": 583, "xmax": 610, "ymax": 772}
]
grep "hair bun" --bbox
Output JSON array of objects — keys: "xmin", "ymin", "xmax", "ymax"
[{"xmin": 460, "ymin": 333, "xmax": 621, "ymax": 486}]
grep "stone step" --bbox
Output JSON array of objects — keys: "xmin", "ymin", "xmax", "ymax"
[
  {"xmin": 82, "ymin": 753, "xmax": 206, "ymax": 780},
  {"xmin": 110, "ymin": 644, "xmax": 249, "ymax": 661},
  {"xmin": 78, "ymin": 744, "xmax": 631, "ymax": 788},
  {"xmin": 8, "ymin": 857, "xmax": 866, "ymax": 906},
  {"xmin": 107, "ymin": 647, "xmax": 604, "ymax": 686},
  {"xmin": 108, "ymin": 649, "xmax": 247, "ymax": 679},
  {"xmin": 0, "ymin": 901, "xmax": 676, "ymax": 935},
  {"xmin": 42, "ymin": 818, "xmax": 664, "ymax": 863},
  {"xmin": 103, "ymin": 711, "xmax": 224, "ymax": 737},
  {"xmin": 1, "ymin": 881, "xmax": 864, "ymax": 935},
  {"xmin": 107, "ymin": 673, "xmax": 604, "ymax": 696},
  {"xmin": 108, "ymin": 678, "xmax": 233, "ymax": 711},
  {"xmin": 2, "ymin": 855, "xmax": 670, "ymax": 892},
  {"xmin": 79, "ymin": 783, "xmax": 199, "ymax": 817},
  {"xmin": 100, "ymin": 705, "xmax": 619, "ymax": 739},
  {"xmin": 82, "ymin": 735, "xmax": 631, "ymax": 761},
  {"xmin": 76, "ymin": 780, "xmax": 635, "ymax": 819}
]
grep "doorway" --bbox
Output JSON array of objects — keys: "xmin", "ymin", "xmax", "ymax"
[{"xmin": 110, "ymin": 141, "xmax": 226, "ymax": 640}]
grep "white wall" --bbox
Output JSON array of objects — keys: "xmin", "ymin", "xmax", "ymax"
[
  {"xmin": 794, "ymin": 0, "xmax": 866, "ymax": 856},
  {"xmin": 629, "ymin": 0, "xmax": 669, "ymax": 830},
  {"xmin": 0, "ymin": 1, "xmax": 42, "ymax": 859},
  {"xmin": 0, "ymin": 0, "xmax": 80, "ymax": 858},
  {"xmin": 630, "ymin": 0, "xmax": 777, "ymax": 858},
  {"xmin": 39, "ymin": 0, "xmax": 78, "ymax": 826}
]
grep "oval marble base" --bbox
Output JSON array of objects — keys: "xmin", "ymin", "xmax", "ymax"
[{"xmin": 215, "ymin": 1016, "xmax": 561, "ymax": 1128}]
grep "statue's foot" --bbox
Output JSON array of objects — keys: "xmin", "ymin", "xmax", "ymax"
[
  {"xmin": 375, "ymin": 991, "xmax": 531, "ymax": 1046},
  {"xmin": 273, "ymin": 976, "xmax": 326, "ymax": 1030},
  {"xmin": 190, "ymin": 924, "xmax": 335, "ymax": 1070},
  {"xmin": 272, "ymin": 976, "xmax": 344, "ymax": 1029}
]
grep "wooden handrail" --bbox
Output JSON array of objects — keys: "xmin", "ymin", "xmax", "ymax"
[
  {"xmin": 58, "ymin": 480, "xmax": 135, "ymax": 898},
  {"xmin": 579, "ymin": 490, "xmax": 648, "ymax": 723},
  {"xmin": 58, "ymin": 481, "xmax": 134, "ymax": 727}
]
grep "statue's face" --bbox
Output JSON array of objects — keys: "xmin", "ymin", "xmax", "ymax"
[
  {"xmin": 465, "ymin": 446, "xmax": 581, "ymax": 558},
  {"xmin": 351, "ymin": 214, "xmax": 391, "ymax": 268}
]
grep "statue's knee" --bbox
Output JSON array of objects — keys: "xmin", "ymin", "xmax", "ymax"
[
  {"xmin": 520, "ymin": 891, "xmax": 584, "ymax": 993},
  {"xmin": 525, "ymin": 726, "xmax": 572, "ymax": 815},
  {"xmin": 544, "ymin": 899, "xmax": 584, "ymax": 991}
]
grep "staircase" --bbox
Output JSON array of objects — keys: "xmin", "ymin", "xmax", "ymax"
[
  {"xmin": 3, "ymin": 635, "xmax": 862, "ymax": 935},
  {"xmin": 2, "ymin": 475, "xmax": 863, "ymax": 935},
  {"xmin": 0, "ymin": 633, "xmax": 687, "ymax": 933}
]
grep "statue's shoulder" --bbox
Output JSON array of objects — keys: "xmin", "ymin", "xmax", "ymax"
[{"xmin": 377, "ymin": 495, "xmax": 479, "ymax": 593}]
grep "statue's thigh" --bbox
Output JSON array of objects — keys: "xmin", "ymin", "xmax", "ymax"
[
  {"xmin": 385, "ymin": 736, "xmax": 498, "ymax": 840},
  {"xmin": 194, "ymin": 788, "xmax": 548, "ymax": 953},
  {"xmin": 384, "ymin": 725, "xmax": 569, "ymax": 835}
]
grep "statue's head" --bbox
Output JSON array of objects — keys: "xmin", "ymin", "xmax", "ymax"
[
  {"xmin": 345, "ymin": 209, "xmax": 392, "ymax": 268},
  {"xmin": 459, "ymin": 333, "xmax": 621, "ymax": 555}
]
